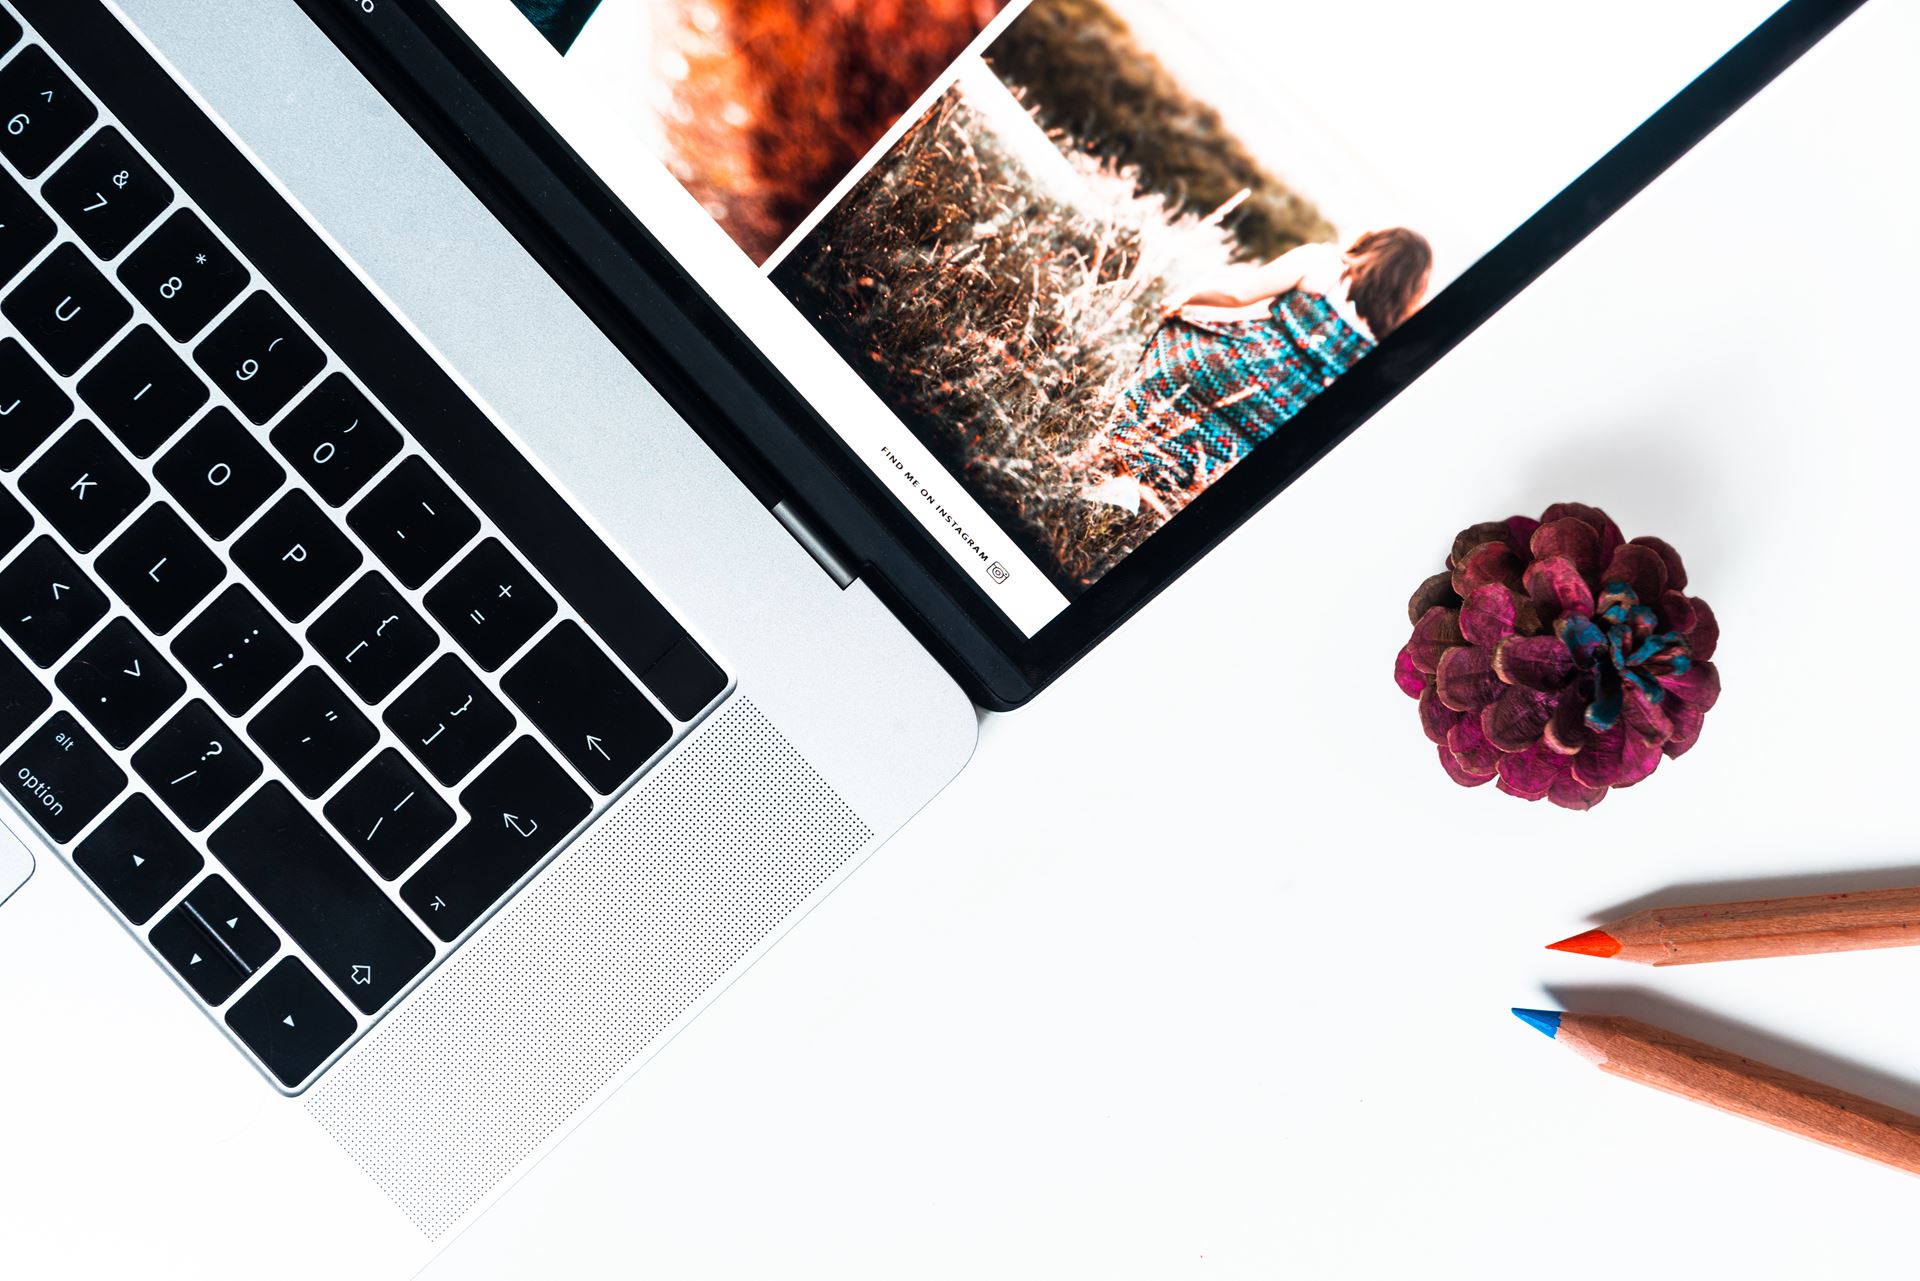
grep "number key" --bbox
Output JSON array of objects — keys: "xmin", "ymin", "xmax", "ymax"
[
  {"xmin": 271, "ymin": 374, "xmax": 401, "ymax": 506},
  {"xmin": 0, "ymin": 47, "xmax": 99, "ymax": 179},
  {"xmin": 193, "ymin": 292, "xmax": 324, "ymax": 424},
  {"xmin": 118, "ymin": 209, "xmax": 249, "ymax": 342},
  {"xmin": 42, "ymin": 126, "xmax": 172, "ymax": 260}
]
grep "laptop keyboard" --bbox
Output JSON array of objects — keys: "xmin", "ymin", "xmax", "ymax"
[{"xmin": 0, "ymin": 7, "xmax": 728, "ymax": 1090}]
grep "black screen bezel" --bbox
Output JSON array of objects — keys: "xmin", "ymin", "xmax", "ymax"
[{"xmin": 312, "ymin": 0, "xmax": 1858, "ymax": 708}]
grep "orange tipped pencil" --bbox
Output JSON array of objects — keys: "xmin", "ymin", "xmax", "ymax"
[
  {"xmin": 1514, "ymin": 1009, "xmax": 1920, "ymax": 1176},
  {"xmin": 1547, "ymin": 885, "xmax": 1920, "ymax": 966}
]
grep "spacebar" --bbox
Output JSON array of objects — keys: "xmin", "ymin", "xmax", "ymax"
[{"xmin": 210, "ymin": 782, "xmax": 434, "ymax": 1015}]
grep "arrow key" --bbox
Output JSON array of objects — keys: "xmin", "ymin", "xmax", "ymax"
[
  {"xmin": 182, "ymin": 873, "xmax": 279, "ymax": 970},
  {"xmin": 224, "ymin": 958, "xmax": 356, "ymax": 1089},
  {"xmin": 72, "ymin": 794, "xmax": 200, "ymax": 924},
  {"xmin": 150, "ymin": 895, "xmax": 250, "ymax": 1006}
]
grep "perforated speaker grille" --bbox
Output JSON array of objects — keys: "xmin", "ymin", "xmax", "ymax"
[{"xmin": 304, "ymin": 698, "xmax": 871, "ymax": 1239}]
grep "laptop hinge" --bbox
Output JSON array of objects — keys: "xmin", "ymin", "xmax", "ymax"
[{"xmin": 772, "ymin": 500, "xmax": 856, "ymax": 589}]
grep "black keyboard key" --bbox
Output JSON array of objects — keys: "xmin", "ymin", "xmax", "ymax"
[
  {"xmin": 193, "ymin": 292, "xmax": 324, "ymax": 424},
  {"xmin": 0, "ymin": 483, "xmax": 28, "ymax": 557},
  {"xmin": 307, "ymin": 571, "xmax": 434, "ymax": 704},
  {"xmin": 0, "ymin": 638, "xmax": 48, "ymax": 745},
  {"xmin": 0, "ymin": 535, "xmax": 108, "ymax": 666},
  {"xmin": 77, "ymin": 325, "xmax": 207, "ymax": 457},
  {"xmin": 271, "ymin": 374, "xmax": 402, "ymax": 507},
  {"xmin": 502, "ymin": 621, "xmax": 668, "ymax": 794},
  {"xmin": 0, "ymin": 47, "xmax": 98, "ymax": 179},
  {"xmin": 153, "ymin": 407, "xmax": 284, "ymax": 540},
  {"xmin": 1, "ymin": 710, "xmax": 123, "ymax": 843},
  {"xmin": 95, "ymin": 503, "xmax": 224, "ymax": 635},
  {"xmin": 401, "ymin": 737, "xmax": 589, "ymax": 941},
  {"xmin": 0, "ymin": 16, "xmax": 19, "ymax": 59},
  {"xmin": 133, "ymin": 698, "xmax": 261, "ymax": 831},
  {"xmin": 384, "ymin": 653, "xmax": 513, "ymax": 786},
  {"xmin": 212, "ymin": 782, "xmax": 434, "ymax": 1015},
  {"xmin": 639, "ymin": 635, "xmax": 728, "ymax": 722},
  {"xmin": 183, "ymin": 874, "xmax": 280, "ymax": 969},
  {"xmin": 56, "ymin": 616, "xmax": 185, "ymax": 748},
  {"xmin": 424, "ymin": 538, "xmax": 555, "ymax": 673},
  {"xmin": 18, "ymin": 419, "xmax": 147, "ymax": 551},
  {"xmin": 224, "ymin": 958, "xmax": 355, "ymax": 1089},
  {"xmin": 119, "ymin": 208, "xmax": 249, "ymax": 342},
  {"xmin": 0, "ymin": 168, "xmax": 54, "ymax": 287},
  {"xmin": 150, "ymin": 873, "xmax": 281, "ymax": 1004},
  {"xmin": 42, "ymin": 127, "xmax": 171, "ymax": 259},
  {"xmin": 150, "ymin": 901, "xmax": 248, "ymax": 1005},
  {"xmin": 2, "ymin": 243, "xmax": 133, "ymax": 376},
  {"xmin": 231, "ymin": 490, "xmax": 359, "ymax": 622},
  {"xmin": 72, "ymin": 795, "xmax": 200, "ymax": 924},
  {"xmin": 324, "ymin": 747, "xmax": 454, "ymax": 880},
  {"xmin": 0, "ymin": 337, "xmax": 72, "ymax": 469},
  {"xmin": 170, "ymin": 584, "xmax": 299, "ymax": 715},
  {"xmin": 247, "ymin": 666, "xmax": 376, "ymax": 798},
  {"xmin": 348, "ymin": 456, "xmax": 478, "ymax": 589}
]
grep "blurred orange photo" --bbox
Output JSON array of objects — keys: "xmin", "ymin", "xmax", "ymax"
[{"xmin": 511, "ymin": 0, "xmax": 1014, "ymax": 262}]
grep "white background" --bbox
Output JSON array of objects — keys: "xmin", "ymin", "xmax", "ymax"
[{"xmin": 430, "ymin": 2, "xmax": 1920, "ymax": 1276}]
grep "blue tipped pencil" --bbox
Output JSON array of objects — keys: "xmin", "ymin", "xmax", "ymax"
[{"xmin": 1514, "ymin": 1009, "xmax": 1920, "ymax": 1175}]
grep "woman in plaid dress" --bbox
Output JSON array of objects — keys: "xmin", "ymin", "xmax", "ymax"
[{"xmin": 1101, "ymin": 228, "xmax": 1432, "ymax": 514}]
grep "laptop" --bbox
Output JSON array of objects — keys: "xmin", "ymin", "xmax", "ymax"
[{"xmin": 0, "ymin": 0, "xmax": 1857, "ymax": 1273}]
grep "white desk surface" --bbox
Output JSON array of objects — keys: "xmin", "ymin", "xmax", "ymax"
[{"xmin": 432, "ymin": 5, "xmax": 1919, "ymax": 1277}]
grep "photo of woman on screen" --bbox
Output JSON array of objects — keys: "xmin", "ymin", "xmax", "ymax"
[{"xmin": 1099, "ymin": 229, "xmax": 1431, "ymax": 515}]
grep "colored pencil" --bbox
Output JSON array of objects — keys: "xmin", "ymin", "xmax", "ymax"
[
  {"xmin": 1513, "ymin": 1009, "xmax": 1920, "ymax": 1175},
  {"xmin": 1546, "ymin": 885, "xmax": 1920, "ymax": 966}
]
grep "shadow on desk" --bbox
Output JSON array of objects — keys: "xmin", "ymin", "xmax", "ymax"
[{"xmin": 1588, "ymin": 862, "xmax": 1920, "ymax": 923}]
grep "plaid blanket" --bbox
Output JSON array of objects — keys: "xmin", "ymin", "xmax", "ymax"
[{"xmin": 1106, "ymin": 288, "xmax": 1374, "ymax": 503}]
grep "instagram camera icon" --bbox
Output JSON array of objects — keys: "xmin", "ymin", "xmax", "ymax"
[{"xmin": 987, "ymin": 562, "xmax": 1010, "ymax": 585}]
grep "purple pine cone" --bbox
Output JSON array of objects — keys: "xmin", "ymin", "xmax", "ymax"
[{"xmin": 1394, "ymin": 503, "xmax": 1720, "ymax": 810}]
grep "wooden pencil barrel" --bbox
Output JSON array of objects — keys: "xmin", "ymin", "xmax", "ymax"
[
  {"xmin": 1616, "ymin": 886, "xmax": 1920, "ymax": 965},
  {"xmin": 1568, "ymin": 1015, "xmax": 1920, "ymax": 1176}
]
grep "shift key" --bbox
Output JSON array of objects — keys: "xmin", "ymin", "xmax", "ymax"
[
  {"xmin": 210, "ymin": 781, "xmax": 432, "ymax": 1014},
  {"xmin": 402, "ymin": 738, "xmax": 589, "ymax": 941}
]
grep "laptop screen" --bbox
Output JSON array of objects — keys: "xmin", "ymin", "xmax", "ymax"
[{"xmin": 435, "ymin": 0, "xmax": 1780, "ymax": 637}]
